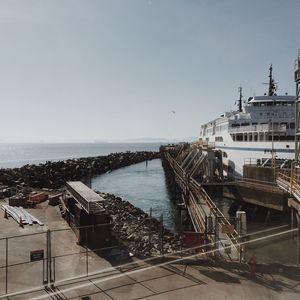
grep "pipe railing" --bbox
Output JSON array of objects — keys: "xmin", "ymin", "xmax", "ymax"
[{"xmin": 164, "ymin": 151, "xmax": 239, "ymax": 253}]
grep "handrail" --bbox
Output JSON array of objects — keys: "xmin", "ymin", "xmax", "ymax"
[
  {"xmin": 276, "ymin": 165, "xmax": 300, "ymax": 201},
  {"xmin": 164, "ymin": 151, "xmax": 239, "ymax": 252}
]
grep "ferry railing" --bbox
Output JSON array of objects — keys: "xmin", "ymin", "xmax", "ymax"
[
  {"xmin": 244, "ymin": 158, "xmax": 261, "ymax": 166},
  {"xmin": 228, "ymin": 123, "xmax": 286, "ymax": 134}
]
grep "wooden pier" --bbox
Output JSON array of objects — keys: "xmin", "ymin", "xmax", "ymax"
[
  {"xmin": 161, "ymin": 140, "xmax": 300, "ymax": 262},
  {"xmin": 162, "ymin": 145, "xmax": 240, "ymax": 260}
]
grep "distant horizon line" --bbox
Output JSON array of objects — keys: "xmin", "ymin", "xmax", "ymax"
[{"xmin": 0, "ymin": 137, "xmax": 198, "ymax": 144}]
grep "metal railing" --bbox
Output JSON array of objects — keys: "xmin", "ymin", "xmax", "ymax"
[
  {"xmin": 276, "ymin": 164, "xmax": 300, "ymax": 200},
  {"xmin": 228, "ymin": 123, "xmax": 286, "ymax": 134},
  {"xmin": 164, "ymin": 151, "xmax": 240, "ymax": 259}
]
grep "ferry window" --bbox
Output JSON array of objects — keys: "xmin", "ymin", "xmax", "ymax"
[
  {"xmin": 259, "ymin": 132, "xmax": 264, "ymax": 141},
  {"xmin": 260, "ymin": 113, "xmax": 263, "ymax": 116},
  {"xmin": 236, "ymin": 134, "xmax": 243, "ymax": 141},
  {"xmin": 215, "ymin": 136, "xmax": 223, "ymax": 142},
  {"xmin": 286, "ymin": 136, "xmax": 295, "ymax": 141}
]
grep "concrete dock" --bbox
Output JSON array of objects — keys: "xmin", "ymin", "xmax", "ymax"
[
  {"xmin": 0, "ymin": 190, "xmax": 300, "ymax": 299},
  {"xmin": 3, "ymin": 257, "xmax": 300, "ymax": 300}
]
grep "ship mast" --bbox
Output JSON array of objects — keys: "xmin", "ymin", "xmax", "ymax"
[
  {"xmin": 268, "ymin": 64, "xmax": 276, "ymax": 96},
  {"xmin": 238, "ymin": 86, "xmax": 243, "ymax": 112}
]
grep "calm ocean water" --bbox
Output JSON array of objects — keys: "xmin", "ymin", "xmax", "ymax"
[
  {"xmin": 0, "ymin": 142, "xmax": 162, "ymax": 168},
  {"xmin": 92, "ymin": 158, "xmax": 180, "ymax": 232}
]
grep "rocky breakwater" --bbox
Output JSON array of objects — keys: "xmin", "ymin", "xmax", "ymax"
[
  {"xmin": 0, "ymin": 151, "xmax": 160, "ymax": 189},
  {"xmin": 100, "ymin": 192, "xmax": 181, "ymax": 257}
]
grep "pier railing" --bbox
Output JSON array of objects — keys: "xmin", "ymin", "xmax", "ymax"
[
  {"xmin": 163, "ymin": 151, "xmax": 240, "ymax": 260},
  {"xmin": 276, "ymin": 164, "xmax": 300, "ymax": 202}
]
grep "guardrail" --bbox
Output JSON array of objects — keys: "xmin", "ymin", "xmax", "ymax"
[
  {"xmin": 276, "ymin": 165, "xmax": 300, "ymax": 201},
  {"xmin": 228, "ymin": 123, "xmax": 286, "ymax": 134},
  {"xmin": 163, "ymin": 151, "xmax": 240, "ymax": 258}
]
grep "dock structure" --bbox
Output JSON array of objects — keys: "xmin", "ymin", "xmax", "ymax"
[
  {"xmin": 65, "ymin": 181, "xmax": 111, "ymax": 248},
  {"xmin": 276, "ymin": 52, "xmax": 300, "ymax": 229},
  {"xmin": 162, "ymin": 144, "xmax": 240, "ymax": 260},
  {"xmin": 66, "ymin": 181, "xmax": 105, "ymax": 214}
]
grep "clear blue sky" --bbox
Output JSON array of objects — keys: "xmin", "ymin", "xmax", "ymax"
[{"xmin": 0, "ymin": 0, "xmax": 299, "ymax": 142}]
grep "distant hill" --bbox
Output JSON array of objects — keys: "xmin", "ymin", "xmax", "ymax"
[{"xmin": 101, "ymin": 136, "xmax": 198, "ymax": 143}]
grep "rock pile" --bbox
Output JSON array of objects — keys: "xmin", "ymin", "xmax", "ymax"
[
  {"xmin": 0, "ymin": 151, "xmax": 160, "ymax": 189},
  {"xmin": 100, "ymin": 192, "xmax": 181, "ymax": 257}
]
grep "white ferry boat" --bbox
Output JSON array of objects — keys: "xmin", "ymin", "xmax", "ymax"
[{"xmin": 199, "ymin": 65, "xmax": 295, "ymax": 177}]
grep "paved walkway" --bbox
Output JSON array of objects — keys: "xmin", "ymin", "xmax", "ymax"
[{"xmin": 5, "ymin": 259, "xmax": 300, "ymax": 300}]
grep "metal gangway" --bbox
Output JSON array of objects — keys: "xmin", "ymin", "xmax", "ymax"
[
  {"xmin": 277, "ymin": 165, "xmax": 300, "ymax": 203},
  {"xmin": 164, "ymin": 150, "xmax": 240, "ymax": 260}
]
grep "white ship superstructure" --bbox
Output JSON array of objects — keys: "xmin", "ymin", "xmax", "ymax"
[{"xmin": 199, "ymin": 66, "xmax": 296, "ymax": 177}]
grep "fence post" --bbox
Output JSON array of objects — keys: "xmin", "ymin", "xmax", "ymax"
[
  {"xmin": 159, "ymin": 214, "xmax": 164, "ymax": 257},
  {"xmin": 86, "ymin": 227, "xmax": 89, "ymax": 276},
  {"xmin": 46, "ymin": 229, "xmax": 52, "ymax": 286},
  {"xmin": 149, "ymin": 208, "xmax": 152, "ymax": 255},
  {"xmin": 53, "ymin": 257, "xmax": 56, "ymax": 284},
  {"xmin": 290, "ymin": 163, "xmax": 293, "ymax": 194},
  {"xmin": 296, "ymin": 214, "xmax": 300, "ymax": 267},
  {"xmin": 5, "ymin": 237, "xmax": 8, "ymax": 294}
]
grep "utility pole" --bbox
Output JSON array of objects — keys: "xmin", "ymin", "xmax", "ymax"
[{"xmin": 295, "ymin": 50, "xmax": 300, "ymax": 165}]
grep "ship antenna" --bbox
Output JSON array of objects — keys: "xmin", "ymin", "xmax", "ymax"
[
  {"xmin": 268, "ymin": 64, "xmax": 276, "ymax": 96},
  {"xmin": 238, "ymin": 86, "xmax": 243, "ymax": 112}
]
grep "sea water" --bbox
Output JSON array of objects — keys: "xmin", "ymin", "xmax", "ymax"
[
  {"xmin": 0, "ymin": 142, "xmax": 162, "ymax": 168},
  {"xmin": 92, "ymin": 158, "xmax": 180, "ymax": 232}
]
